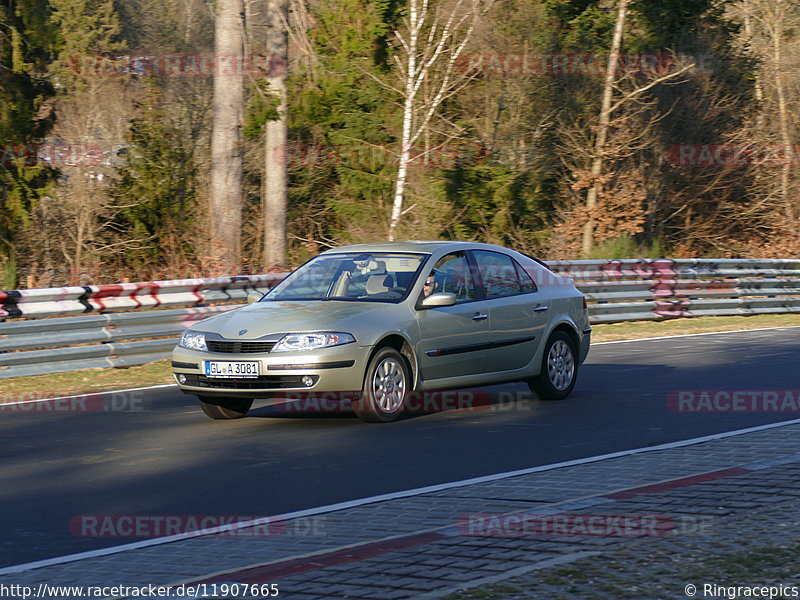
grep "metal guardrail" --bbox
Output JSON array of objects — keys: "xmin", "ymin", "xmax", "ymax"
[
  {"xmin": 0, "ymin": 275, "xmax": 282, "ymax": 379},
  {"xmin": 549, "ymin": 258, "xmax": 800, "ymax": 322},
  {"xmin": 0, "ymin": 274, "xmax": 282, "ymax": 319},
  {"xmin": 1, "ymin": 259, "xmax": 798, "ymax": 379}
]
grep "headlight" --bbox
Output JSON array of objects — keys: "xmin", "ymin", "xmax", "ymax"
[
  {"xmin": 179, "ymin": 330, "xmax": 207, "ymax": 351},
  {"xmin": 272, "ymin": 332, "xmax": 355, "ymax": 352}
]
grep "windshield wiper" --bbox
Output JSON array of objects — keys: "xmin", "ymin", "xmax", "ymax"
[{"xmin": 266, "ymin": 296, "xmax": 366, "ymax": 302}]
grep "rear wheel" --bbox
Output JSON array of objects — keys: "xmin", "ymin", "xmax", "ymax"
[
  {"xmin": 353, "ymin": 347, "xmax": 410, "ymax": 423},
  {"xmin": 528, "ymin": 331, "xmax": 577, "ymax": 400},
  {"xmin": 198, "ymin": 397, "xmax": 253, "ymax": 419}
]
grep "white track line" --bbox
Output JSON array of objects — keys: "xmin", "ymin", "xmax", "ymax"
[
  {"xmin": 2, "ymin": 415, "xmax": 800, "ymax": 576},
  {"xmin": 0, "ymin": 384, "xmax": 177, "ymax": 407}
]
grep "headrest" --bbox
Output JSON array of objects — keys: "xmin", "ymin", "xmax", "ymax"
[{"xmin": 365, "ymin": 274, "xmax": 391, "ymax": 294}]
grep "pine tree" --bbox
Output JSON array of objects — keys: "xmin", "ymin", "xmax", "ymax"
[
  {"xmin": 0, "ymin": 0, "xmax": 57, "ymax": 286},
  {"xmin": 49, "ymin": 0, "xmax": 125, "ymax": 84},
  {"xmin": 112, "ymin": 84, "xmax": 200, "ymax": 271},
  {"xmin": 284, "ymin": 0, "xmax": 400, "ymax": 245}
]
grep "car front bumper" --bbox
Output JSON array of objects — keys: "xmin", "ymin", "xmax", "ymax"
[{"xmin": 171, "ymin": 343, "xmax": 372, "ymax": 398}]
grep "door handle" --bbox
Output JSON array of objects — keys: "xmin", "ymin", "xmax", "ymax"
[
  {"xmin": 472, "ymin": 313, "xmax": 488, "ymax": 321},
  {"xmin": 533, "ymin": 305, "xmax": 549, "ymax": 312}
]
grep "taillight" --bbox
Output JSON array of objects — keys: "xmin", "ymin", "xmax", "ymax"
[{"xmin": 582, "ymin": 295, "xmax": 587, "ymax": 310}]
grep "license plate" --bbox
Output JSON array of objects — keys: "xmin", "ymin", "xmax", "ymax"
[{"xmin": 205, "ymin": 361, "xmax": 260, "ymax": 378}]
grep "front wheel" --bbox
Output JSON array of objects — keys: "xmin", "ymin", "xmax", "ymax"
[
  {"xmin": 528, "ymin": 331, "xmax": 578, "ymax": 400},
  {"xmin": 198, "ymin": 397, "xmax": 253, "ymax": 419},
  {"xmin": 353, "ymin": 347, "xmax": 410, "ymax": 423}
]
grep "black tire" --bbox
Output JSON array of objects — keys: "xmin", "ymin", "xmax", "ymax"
[
  {"xmin": 198, "ymin": 397, "xmax": 253, "ymax": 419},
  {"xmin": 353, "ymin": 347, "xmax": 410, "ymax": 423},
  {"xmin": 528, "ymin": 331, "xmax": 578, "ymax": 400}
]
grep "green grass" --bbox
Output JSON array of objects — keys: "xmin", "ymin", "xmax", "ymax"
[
  {"xmin": 592, "ymin": 313, "xmax": 800, "ymax": 342},
  {"xmin": 687, "ymin": 543, "xmax": 800, "ymax": 581},
  {"xmin": 0, "ymin": 360, "xmax": 174, "ymax": 403}
]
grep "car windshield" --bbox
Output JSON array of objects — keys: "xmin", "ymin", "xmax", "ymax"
[{"xmin": 263, "ymin": 252, "xmax": 428, "ymax": 302}]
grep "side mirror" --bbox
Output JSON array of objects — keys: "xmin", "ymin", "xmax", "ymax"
[
  {"xmin": 420, "ymin": 292, "xmax": 457, "ymax": 308},
  {"xmin": 247, "ymin": 292, "xmax": 264, "ymax": 304}
]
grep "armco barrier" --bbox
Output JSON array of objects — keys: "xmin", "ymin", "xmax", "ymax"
[
  {"xmin": 0, "ymin": 259, "xmax": 798, "ymax": 379},
  {"xmin": 549, "ymin": 258, "xmax": 800, "ymax": 322},
  {"xmin": 0, "ymin": 275, "xmax": 283, "ymax": 378}
]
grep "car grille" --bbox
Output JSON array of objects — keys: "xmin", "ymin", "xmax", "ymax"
[
  {"xmin": 206, "ymin": 340, "xmax": 276, "ymax": 354},
  {"xmin": 183, "ymin": 374, "xmax": 317, "ymax": 390}
]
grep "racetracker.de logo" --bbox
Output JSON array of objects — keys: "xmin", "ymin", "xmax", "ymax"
[
  {"xmin": 667, "ymin": 390, "xmax": 800, "ymax": 413},
  {"xmin": 272, "ymin": 141, "xmax": 490, "ymax": 170},
  {"xmin": 67, "ymin": 53, "xmax": 286, "ymax": 78},
  {"xmin": 69, "ymin": 515, "xmax": 326, "ymax": 538},
  {"xmin": 0, "ymin": 391, "xmax": 146, "ymax": 413},
  {"xmin": 265, "ymin": 390, "xmax": 541, "ymax": 414},
  {"xmin": 666, "ymin": 144, "xmax": 800, "ymax": 167},
  {"xmin": 456, "ymin": 52, "xmax": 675, "ymax": 77},
  {"xmin": 457, "ymin": 513, "xmax": 675, "ymax": 537},
  {"xmin": 0, "ymin": 141, "xmax": 106, "ymax": 168}
]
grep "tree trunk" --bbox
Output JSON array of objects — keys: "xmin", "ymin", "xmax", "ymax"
[
  {"xmin": 209, "ymin": 0, "xmax": 245, "ymax": 272},
  {"xmin": 742, "ymin": 8, "xmax": 765, "ymax": 112},
  {"xmin": 581, "ymin": 0, "xmax": 629, "ymax": 258},
  {"xmin": 389, "ymin": 0, "xmax": 420, "ymax": 242},
  {"xmin": 263, "ymin": 0, "xmax": 289, "ymax": 266},
  {"xmin": 386, "ymin": 0, "xmax": 488, "ymax": 240},
  {"xmin": 770, "ymin": 3, "xmax": 797, "ymax": 233}
]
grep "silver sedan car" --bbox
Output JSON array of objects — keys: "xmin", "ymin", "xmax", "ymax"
[{"xmin": 171, "ymin": 241, "xmax": 591, "ymax": 422}]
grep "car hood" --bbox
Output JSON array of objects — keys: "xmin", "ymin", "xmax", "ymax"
[{"xmin": 194, "ymin": 300, "xmax": 402, "ymax": 341}]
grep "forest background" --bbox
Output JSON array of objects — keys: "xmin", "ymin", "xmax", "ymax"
[{"xmin": 1, "ymin": 0, "xmax": 799, "ymax": 288}]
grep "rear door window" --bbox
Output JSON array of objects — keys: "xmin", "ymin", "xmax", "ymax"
[{"xmin": 472, "ymin": 250, "xmax": 538, "ymax": 297}]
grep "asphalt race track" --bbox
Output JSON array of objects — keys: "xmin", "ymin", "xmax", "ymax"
[{"xmin": 1, "ymin": 327, "xmax": 798, "ymax": 568}]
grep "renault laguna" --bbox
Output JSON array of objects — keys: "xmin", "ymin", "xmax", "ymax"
[{"xmin": 171, "ymin": 241, "xmax": 591, "ymax": 422}]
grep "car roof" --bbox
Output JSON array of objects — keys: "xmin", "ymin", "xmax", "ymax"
[{"xmin": 320, "ymin": 241, "xmax": 524, "ymax": 255}]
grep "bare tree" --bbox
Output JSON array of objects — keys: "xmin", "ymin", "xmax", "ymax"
[
  {"xmin": 387, "ymin": 0, "xmax": 494, "ymax": 240},
  {"xmin": 725, "ymin": 0, "xmax": 800, "ymax": 247},
  {"xmin": 244, "ymin": 0, "xmax": 289, "ymax": 267},
  {"xmin": 209, "ymin": 0, "xmax": 246, "ymax": 271},
  {"xmin": 580, "ymin": 0, "xmax": 694, "ymax": 257},
  {"xmin": 580, "ymin": 0, "xmax": 629, "ymax": 257},
  {"xmin": 262, "ymin": 0, "xmax": 289, "ymax": 267},
  {"xmin": 35, "ymin": 78, "xmax": 145, "ymax": 285},
  {"xmin": 744, "ymin": 0, "xmax": 799, "ymax": 233}
]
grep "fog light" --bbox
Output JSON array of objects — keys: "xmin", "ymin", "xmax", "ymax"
[
  {"xmin": 301, "ymin": 375, "xmax": 314, "ymax": 387},
  {"xmin": 177, "ymin": 374, "xmax": 187, "ymax": 384}
]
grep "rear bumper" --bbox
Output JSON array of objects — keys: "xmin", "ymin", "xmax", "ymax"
[{"xmin": 580, "ymin": 328, "xmax": 591, "ymax": 364}]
